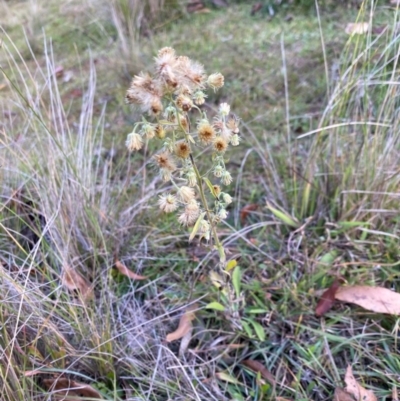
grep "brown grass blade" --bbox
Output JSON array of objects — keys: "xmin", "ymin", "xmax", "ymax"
[
  {"xmin": 242, "ymin": 359, "xmax": 275, "ymax": 385},
  {"xmin": 115, "ymin": 260, "xmax": 147, "ymax": 280}
]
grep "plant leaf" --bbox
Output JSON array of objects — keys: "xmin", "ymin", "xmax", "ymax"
[
  {"xmin": 42, "ymin": 377, "xmax": 102, "ymax": 400},
  {"xmin": 344, "ymin": 365, "xmax": 377, "ymax": 401},
  {"xmin": 335, "ymin": 285, "xmax": 400, "ymax": 315},
  {"xmin": 232, "ymin": 265, "xmax": 241, "ymax": 298},
  {"xmin": 315, "ymin": 279, "xmax": 342, "ymax": 317},
  {"xmin": 115, "ymin": 260, "xmax": 147, "ymax": 280},
  {"xmin": 266, "ymin": 202, "xmax": 299, "ymax": 228},
  {"xmin": 166, "ymin": 305, "xmax": 196, "ymax": 343},
  {"xmin": 249, "ymin": 319, "xmax": 265, "ymax": 341},
  {"xmin": 189, "ymin": 212, "xmax": 206, "ymax": 242},
  {"xmin": 215, "ymin": 371, "xmax": 240, "ymax": 384},
  {"xmin": 205, "ymin": 302, "xmax": 225, "ymax": 311},
  {"xmin": 203, "ymin": 177, "xmax": 218, "ymax": 198},
  {"xmin": 242, "ymin": 359, "xmax": 275, "ymax": 384}
]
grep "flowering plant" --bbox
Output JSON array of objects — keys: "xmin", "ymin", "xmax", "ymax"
[{"xmin": 125, "ymin": 47, "xmax": 240, "ymax": 269}]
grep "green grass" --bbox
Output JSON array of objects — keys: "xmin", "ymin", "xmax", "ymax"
[{"xmin": 1, "ymin": 0, "xmax": 400, "ymax": 399}]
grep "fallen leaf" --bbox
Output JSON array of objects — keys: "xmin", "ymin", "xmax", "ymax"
[
  {"xmin": 334, "ymin": 387, "xmax": 355, "ymax": 401},
  {"xmin": 242, "ymin": 359, "xmax": 275, "ymax": 385},
  {"xmin": 335, "ymin": 285, "xmax": 400, "ymax": 315},
  {"xmin": 315, "ymin": 279, "xmax": 342, "ymax": 317},
  {"xmin": 62, "ymin": 265, "xmax": 93, "ymax": 300},
  {"xmin": 251, "ymin": 2, "xmax": 263, "ymax": 16},
  {"xmin": 43, "ymin": 377, "xmax": 102, "ymax": 400},
  {"xmin": 240, "ymin": 204, "xmax": 258, "ymax": 224},
  {"xmin": 344, "ymin": 366, "xmax": 377, "ymax": 401},
  {"xmin": 345, "ymin": 22, "xmax": 369, "ymax": 35},
  {"xmin": 166, "ymin": 305, "xmax": 197, "ymax": 343},
  {"xmin": 115, "ymin": 260, "xmax": 147, "ymax": 280}
]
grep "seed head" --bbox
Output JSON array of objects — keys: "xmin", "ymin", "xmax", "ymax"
[
  {"xmin": 175, "ymin": 140, "xmax": 191, "ymax": 159},
  {"xmin": 218, "ymin": 208, "xmax": 228, "ymax": 220},
  {"xmin": 178, "ymin": 200, "xmax": 200, "ymax": 226},
  {"xmin": 158, "ymin": 194, "xmax": 178, "ymax": 213},
  {"xmin": 178, "ymin": 115, "xmax": 189, "ymax": 132},
  {"xmin": 197, "ymin": 120, "xmax": 216, "ymax": 144},
  {"xmin": 221, "ymin": 171, "xmax": 233, "ymax": 185},
  {"xmin": 126, "ymin": 132, "xmax": 143, "ymax": 152},
  {"xmin": 212, "ymin": 185, "xmax": 221, "ymax": 196},
  {"xmin": 178, "ymin": 186, "xmax": 196, "ymax": 203},
  {"xmin": 213, "ymin": 165, "xmax": 224, "ymax": 178},
  {"xmin": 227, "ymin": 116, "xmax": 240, "ymax": 134},
  {"xmin": 219, "ymin": 102, "xmax": 230, "ymax": 117},
  {"xmin": 207, "ymin": 73, "xmax": 224, "ymax": 91},
  {"xmin": 153, "ymin": 151, "xmax": 177, "ymax": 172},
  {"xmin": 176, "ymin": 56, "xmax": 205, "ymax": 90},
  {"xmin": 213, "ymin": 137, "xmax": 228, "ymax": 153},
  {"xmin": 176, "ymin": 94, "xmax": 193, "ymax": 112},
  {"xmin": 193, "ymin": 91, "xmax": 207, "ymax": 105},
  {"xmin": 155, "ymin": 124, "xmax": 166, "ymax": 139},
  {"xmin": 186, "ymin": 169, "xmax": 197, "ymax": 187},
  {"xmin": 230, "ymin": 134, "xmax": 241, "ymax": 146},
  {"xmin": 222, "ymin": 193, "xmax": 233, "ymax": 204},
  {"xmin": 142, "ymin": 123, "xmax": 156, "ymax": 139},
  {"xmin": 154, "ymin": 47, "xmax": 179, "ymax": 89}
]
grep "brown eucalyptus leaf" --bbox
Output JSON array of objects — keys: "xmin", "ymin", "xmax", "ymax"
[
  {"xmin": 166, "ymin": 305, "xmax": 196, "ymax": 343},
  {"xmin": 62, "ymin": 265, "xmax": 93, "ymax": 300},
  {"xmin": 335, "ymin": 285, "xmax": 400, "ymax": 315},
  {"xmin": 334, "ymin": 387, "xmax": 355, "ymax": 401},
  {"xmin": 242, "ymin": 359, "xmax": 275, "ymax": 385},
  {"xmin": 344, "ymin": 366, "xmax": 377, "ymax": 401},
  {"xmin": 43, "ymin": 377, "xmax": 102, "ymax": 400},
  {"xmin": 115, "ymin": 260, "xmax": 147, "ymax": 280},
  {"xmin": 315, "ymin": 279, "xmax": 342, "ymax": 317}
]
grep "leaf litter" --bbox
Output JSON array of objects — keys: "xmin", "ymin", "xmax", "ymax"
[{"xmin": 166, "ymin": 304, "xmax": 197, "ymax": 343}]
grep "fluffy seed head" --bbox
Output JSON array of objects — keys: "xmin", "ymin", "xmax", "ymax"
[
  {"xmin": 158, "ymin": 194, "xmax": 178, "ymax": 213},
  {"xmin": 213, "ymin": 137, "xmax": 228, "ymax": 153},
  {"xmin": 178, "ymin": 200, "xmax": 200, "ymax": 226},
  {"xmin": 175, "ymin": 141, "xmax": 191, "ymax": 159},
  {"xmin": 221, "ymin": 171, "xmax": 233, "ymax": 185},
  {"xmin": 193, "ymin": 91, "xmax": 206, "ymax": 105},
  {"xmin": 176, "ymin": 94, "xmax": 193, "ymax": 112},
  {"xmin": 207, "ymin": 73, "xmax": 224, "ymax": 91},
  {"xmin": 219, "ymin": 102, "xmax": 230, "ymax": 116},
  {"xmin": 197, "ymin": 120, "xmax": 216, "ymax": 144},
  {"xmin": 218, "ymin": 208, "xmax": 228, "ymax": 220},
  {"xmin": 178, "ymin": 186, "xmax": 196, "ymax": 203},
  {"xmin": 213, "ymin": 165, "xmax": 224, "ymax": 178},
  {"xmin": 222, "ymin": 193, "xmax": 233, "ymax": 204},
  {"xmin": 126, "ymin": 132, "xmax": 143, "ymax": 152},
  {"xmin": 153, "ymin": 151, "xmax": 177, "ymax": 172},
  {"xmin": 178, "ymin": 115, "xmax": 189, "ymax": 132},
  {"xmin": 227, "ymin": 117, "xmax": 240, "ymax": 134},
  {"xmin": 230, "ymin": 134, "xmax": 241, "ymax": 146},
  {"xmin": 186, "ymin": 169, "xmax": 197, "ymax": 187},
  {"xmin": 143, "ymin": 123, "xmax": 156, "ymax": 139}
]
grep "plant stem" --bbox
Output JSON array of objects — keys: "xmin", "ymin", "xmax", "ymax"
[{"xmin": 189, "ymin": 153, "xmax": 226, "ymax": 268}]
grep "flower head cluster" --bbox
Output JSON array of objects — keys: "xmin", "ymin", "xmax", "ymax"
[{"xmin": 124, "ymin": 47, "xmax": 241, "ymax": 241}]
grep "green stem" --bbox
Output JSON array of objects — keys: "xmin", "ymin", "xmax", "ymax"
[{"xmin": 189, "ymin": 153, "xmax": 226, "ymax": 267}]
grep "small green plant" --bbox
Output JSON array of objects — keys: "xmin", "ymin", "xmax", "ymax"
[{"xmin": 125, "ymin": 47, "xmax": 241, "ymax": 270}]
